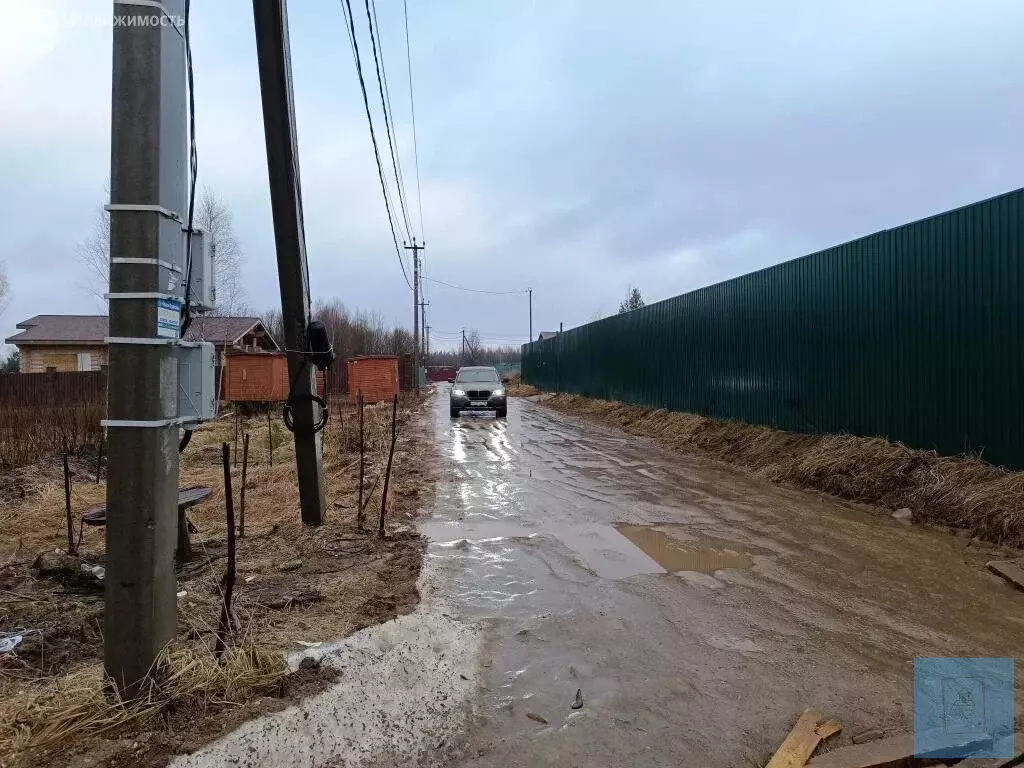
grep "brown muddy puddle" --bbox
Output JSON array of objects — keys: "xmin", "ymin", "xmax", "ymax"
[{"xmin": 614, "ymin": 524, "xmax": 753, "ymax": 574}]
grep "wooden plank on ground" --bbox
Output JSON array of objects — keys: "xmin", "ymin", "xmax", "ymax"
[
  {"xmin": 767, "ymin": 709, "xmax": 842, "ymax": 768},
  {"xmin": 987, "ymin": 560, "xmax": 1024, "ymax": 592},
  {"xmin": 807, "ymin": 730, "xmax": 998, "ymax": 768}
]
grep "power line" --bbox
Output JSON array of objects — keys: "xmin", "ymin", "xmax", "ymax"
[
  {"xmin": 340, "ymin": 0, "xmax": 412, "ymax": 290},
  {"xmin": 423, "ymin": 275, "xmax": 528, "ymax": 295},
  {"xmin": 364, "ymin": 0, "xmax": 412, "ymax": 240},
  {"xmin": 402, "ymin": 0, "xmax": 425, "ymax": 239}
]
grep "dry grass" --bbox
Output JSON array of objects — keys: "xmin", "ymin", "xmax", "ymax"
[
  {"xmin": 0, "ymin": 392, "xmax": 434, "ymax": 766},
  {"xmin": 504, "ymin": 372, "xmax": 537, "ymax": 397},
  {"xmin": 542, "ymin": 393, "xmax": 1024, "ymax": 548},
  {"xmin": 0, "ymin": 645, "xmax": 286, "ymax": 757}
]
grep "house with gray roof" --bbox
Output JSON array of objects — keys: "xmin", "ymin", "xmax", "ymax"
[{"xmin": 5, "ymin": 314, "xmax": 278, "ymax": 373}]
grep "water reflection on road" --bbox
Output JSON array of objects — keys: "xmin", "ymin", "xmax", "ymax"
[{"xmin": 422, "ymin": 390, "xmax": 1024, "ymax": 768}]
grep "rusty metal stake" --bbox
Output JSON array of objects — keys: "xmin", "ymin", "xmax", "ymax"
[
  {"xmin": 63, "ymin": 452, "xmax": 75, "ymax": 554},
  {"xmin": 357, "ymin": 391, "xmax": 365, "ymax": 530},
  {"xmin": 215, "ymin": 442, "xmax": 237, "ymax": 660},
  {"xmin": 378, "ymin": 394, "xmax": 398, "ymax": 538},
  {"xmin": 240, "ymin": 433, "xmax": 249, "ymax": 538},
  {"xmin": 267, "ymin": 409, "xmax": 273, "ymax": 466}
]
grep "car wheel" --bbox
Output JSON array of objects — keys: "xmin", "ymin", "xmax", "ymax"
[
  {"xmin": 450, "ymin": 407, "xmax": 460, "ymax": 418},
  {"xmin": 496, "ymin": 407, "xmax": 507, "ymax": 418}
]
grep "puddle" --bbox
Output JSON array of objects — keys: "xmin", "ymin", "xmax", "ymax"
[{"xmin": 614, "ymin": 524, "xmax": 752, "ymax": 574}]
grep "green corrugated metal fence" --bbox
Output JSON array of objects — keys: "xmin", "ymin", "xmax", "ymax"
[{"xmin": 522, "ymin": 188, "xmax": 1024, "ymax": 469}]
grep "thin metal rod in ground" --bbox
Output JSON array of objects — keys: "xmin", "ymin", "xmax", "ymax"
[
  {"xmin": 378, "ymin": 394, "xmax": 399, "ymax": 537},
  {"xmin": 63, "ymin": 452, "xmax": 75, "ymax": 554},
  {"xmin": 267, "ymin": 409, "xmax": 273, "ymax": 466},
  {"xmin": 215, "ymin": 442, "xmax": 237, "ymax": 660},
  {"xmin": 240, "ymin": 433, "xmax": 250, "ymax": 538},
  {"xmin": 234, "ymin": 410, "xmax": 239, "ymax": 468},
  {"xmin": 95, "ymin": 438, "xmax": 103, "ymax": 484},
  {"xmin": 357, "ymin": 391, "xmax": 365, "ymax": 529}
]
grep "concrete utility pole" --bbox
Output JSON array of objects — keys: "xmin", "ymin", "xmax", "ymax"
[
  {"xmin": 420, "ymin": 299, "xmax": 428, "ymax": 360},
  {"xmin": 528, "ymin": 288, "xmax": 533, "ymax": 342},
  {"xmin": 461, "ymin": 328, "xmax": 466, "ymax": 367},
  {"xmin": 104, "ymin": 0, "xmax": 186, "ymax": 695},
  {"xmin": 252, "ymin": 0, "xmax": 325, "ymax": 525},
  {"xmin": 404, "ymin": 239, "xmax": 426, "ymax": 392}
]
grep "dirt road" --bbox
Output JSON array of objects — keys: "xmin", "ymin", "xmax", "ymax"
[{"xmin": 424, "ymin": 392, "xmax": 1024, "ymax": 767}]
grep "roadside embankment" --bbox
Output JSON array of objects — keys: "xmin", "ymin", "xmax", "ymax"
[{"xmin": 538, "ymin": 392, "xmax": 1024, "ymax": 549}]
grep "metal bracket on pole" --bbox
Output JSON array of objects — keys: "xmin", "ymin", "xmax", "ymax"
[
  {"xmin": 105, "ymin": 337, "xmax": 180, "ymax": 345},
  {"xmin": 105, "ymin": 292, "xmax": 181, "ymax": 301},
  {"xmin": 105, "ymin": 203, "xmax": 183, "ymax": 222},
  {"xmin": 111, "ymin": 258, "xmax": 183, "ymax": 272},
  {"xmin": 102, "ymin": 417, "xmax": 186, "ymax": 428}
]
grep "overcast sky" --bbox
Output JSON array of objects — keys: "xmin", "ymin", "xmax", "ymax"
[{"xmin": 2, "ymin": 0, "xmax": 1023, "ymax": 352}]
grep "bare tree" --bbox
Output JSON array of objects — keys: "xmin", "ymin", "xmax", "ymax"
[
  {"xmin": 0, "ymin": 260, "xmax": 9, "ymax": 316},
  {"xmin": 618, "ymin": 286, "xmax": 645, "ymax": 314},
  {"xmin": 76, "ymin": 185, "xmax": 247, "ymax": 314},
  {"xmin": 77, "ymin": 205, "xmax": 110, "ymax": 308},
  {"xmin": 196, "ymin": 186, "xmax": 247, "ymax": 315}
]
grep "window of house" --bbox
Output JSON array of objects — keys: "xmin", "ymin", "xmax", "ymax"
[{"xmin": 77, "ymin": 352, "xmax": 92, "ymax": 372}]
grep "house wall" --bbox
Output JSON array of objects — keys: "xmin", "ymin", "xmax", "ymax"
[
  {"xmin": 347, "ymin": 357, "xmax": 400, "ymax": 404},
  {"xmin": 224, "ymin": 353, "xmax": 325, "ymax": 402},
  {"xmin": 18, "ymin": 345, "xmax": 108, "ymax": 373}
]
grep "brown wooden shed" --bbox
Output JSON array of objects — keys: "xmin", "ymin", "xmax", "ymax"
[
  {"xmin": 347, "ymin": 355, "xmax": 400, "ymax": 404},
  {"xmin": 224, "ymin": 351, "xmax": 325, "ymax": 403}
]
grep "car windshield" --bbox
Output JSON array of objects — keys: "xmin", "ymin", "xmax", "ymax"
[{"xmin": 456, "ymin": 370, "xmax": 499, "ymax": 383}]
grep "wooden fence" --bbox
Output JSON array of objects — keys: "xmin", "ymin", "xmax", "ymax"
[{"xmin": 0, "ymin": 371, "xmax": 106, "ymax": 408}]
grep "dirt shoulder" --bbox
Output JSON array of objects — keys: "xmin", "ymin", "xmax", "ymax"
[
  {"xmin": 536, "ymin": 392, "xmax": 1024, "ymax": 550},
  {"xmin": 0, "ymin": 390, "xmax": 437, "ymax": 767}
]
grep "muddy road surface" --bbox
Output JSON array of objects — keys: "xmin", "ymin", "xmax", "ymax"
[{"xmin": 424, "ymin": 392, "xmax": 1024, "ymax": 767}]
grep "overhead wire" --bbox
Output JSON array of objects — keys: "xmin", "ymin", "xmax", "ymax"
[
  {"xmin": 402, "ymin": 0, "xmax": 425, "ymax": 240},
  {"xmin": 340, "ymin": 0, "xmax": 413, "ymax": 290},
  {"xmin": 365, "ymin": 0, "xmax": 413, "ymax": 240},
  {"xmin": 422, "ymin": 276, "xmax": 529, "ymax": 295}
]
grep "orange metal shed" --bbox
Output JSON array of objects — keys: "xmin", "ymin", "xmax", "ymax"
[
  {"xmin": 224, "ymin": 352, "xmax": 325, "ymax": 403},
  {"xmin": 347, "ymin": 355, "xmax": 399, "ymax": 404}
]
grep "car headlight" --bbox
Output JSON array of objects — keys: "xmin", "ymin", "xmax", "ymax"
[
  {"xmin": 491, "ymin": 388, "xmax": 505, "ymax": 397},
  {"xmin": 452, "ymin": 388, "xmax": 466, "ymax": 396}
]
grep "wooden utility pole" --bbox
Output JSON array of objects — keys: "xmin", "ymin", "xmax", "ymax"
[
  {"xmin": 461, "ymin": 328, "xmax": 466, "ymax": 367},
  {"xmin": 252, "ymin": 0, "xmax": 325, "ymax": 525},
  {"xmin": 104, "ymin": 0, "xmax": 185, "ymax": 696},
  {"xmin": 404, "ymin": 239, "xmax": 426, "ymax": 392}
]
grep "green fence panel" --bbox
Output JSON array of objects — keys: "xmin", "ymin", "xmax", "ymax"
[{"xmin": 522, "ymin": 188, "xmax": 1024, "ymax": 469}]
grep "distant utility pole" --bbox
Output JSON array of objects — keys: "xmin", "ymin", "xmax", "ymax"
[
  {"xmin": 528, "ymin": 288, "xmax": 533, "ymax": 342},
  {"xmin": 253, "ymin": 0, "xmax": 325, "ymax": 525},
  {"xmin": 424, "ymin": 323, "xmax": 430, "ymax": 362},
  {"xmin": 420, "ymin": 299, "xmax": 428, "ymax": 360},
  {"xmin": 404, "ymin": 239, "xmax": 426, "ymax": 392},
  {"xmin": 461, "ymin": 328, "xmax": 466, "ymax": 367},
  {"xmin": 104, "ymin": 0, "xmax": 185, "ymax": 695}
]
